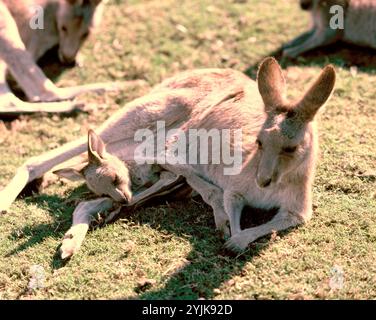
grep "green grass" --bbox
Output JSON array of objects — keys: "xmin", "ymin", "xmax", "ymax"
[{"xmin": 0, "ymin": 0, "xmax": 375, "ymax": 299}]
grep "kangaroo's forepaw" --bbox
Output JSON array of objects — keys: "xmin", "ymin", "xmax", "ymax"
[
  {"xmin": 214, "ymin": 215, "xmax": 231, "ymax": 239},
  {"xmin": 59, "ymin": 224, "xmax": 89, "ymax": 259},
  {"xmin": 217, "ymin": 222, "xmax": 231, "ymax": 240},
  {"xmin": 224, "ymin": 233, "xmax": 251, "ymax": 253}
]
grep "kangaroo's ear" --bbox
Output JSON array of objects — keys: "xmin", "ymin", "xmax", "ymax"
[
  {"xmin": 88, "ymin": 129, "xmax": 106, "ymax": 164},
  {"xmin": 295, "ymin": 65, "xmax": 336, "ymax": 121},
  {"xmin": 53, "ymin": 162, "xmax": 87, "ymax": 181},
  {"xmin": 257, "ymin": 57, "xmax": 286, "ymax": 113}
]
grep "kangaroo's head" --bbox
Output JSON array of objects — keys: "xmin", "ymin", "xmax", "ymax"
[
  {"xmin": 54, "ymin": 130, "xmax": 133, "ymax": 202},
  {"xmin": 56, "ymin": 0, "xmax": 103, "ymax": 65},
  {"xmin": 255, "ymin": 57, "xmax": 335, "ymax": 188}
]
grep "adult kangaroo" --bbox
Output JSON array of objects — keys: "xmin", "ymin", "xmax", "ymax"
[
  {"xmin": 0, "ymin": 0, "xmax": 130, "ymax": 115},
  {"xmin": 283, "ymin": 0, "xmax": 376, "ymax": 58},
  {"xmin": 0, "ymin": 58, "xmax": 336, "ymax": 254}
]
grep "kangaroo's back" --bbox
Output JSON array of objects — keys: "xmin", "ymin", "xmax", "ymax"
[{"xmin": 98, "ymin": 68, "xmax": 258, "ymax": 146}]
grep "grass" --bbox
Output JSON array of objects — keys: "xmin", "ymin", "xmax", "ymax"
[{"xmin": 0, "ymin": 0, "xmax": 376, "ymax": 299}]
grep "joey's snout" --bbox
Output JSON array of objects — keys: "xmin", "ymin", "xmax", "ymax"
[{"xmin": 109, "ymin": 187, "xmax": 132, "ymax": 204}]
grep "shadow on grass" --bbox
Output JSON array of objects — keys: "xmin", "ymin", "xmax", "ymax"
[
  {"xmin": 5, "ymin": 182, "xmax": 293, "ymax": 299},
  {"xmin": 133, "ymin": 202, "xmax": 280, "ymax": 300},
  {"xmin": 244, "ymin": 41, "xmax": 376, "ymax": 79},
  {"xmin": 5, "ymin": 185, "xmax": 89, "ymax": 258}
]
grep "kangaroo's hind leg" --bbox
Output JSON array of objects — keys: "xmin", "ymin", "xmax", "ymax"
[
  {"xmin": 282, "ymin": 29, "xmax": 315, "ymax": 50},
  {"xmin": 0, "ymin": 61, "xmax": 84, "ymax": 115}
]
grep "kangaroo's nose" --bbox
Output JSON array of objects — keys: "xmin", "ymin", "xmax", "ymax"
[
  {"xmin": 58, "ymin": 50, "xmax": 77, "ymax": 66},
  {"xmin": 257, "ymin": 178, "xmax": 272, "ymax": 188}
]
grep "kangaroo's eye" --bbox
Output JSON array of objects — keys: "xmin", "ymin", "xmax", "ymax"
[
  {"xmin": 256, "ymin": 139, "xmax": 262, "ymax": 149},
  {"xmin": 282, "ymin": 146, "xmax": 297, "ymax": 153},
  {"xmin": 81, "ymin": 31, "xmax": 89, "ymax": 40},
  {"xmin": 61, "ymin": 26, "xmax": 68, "ymax": 33}
]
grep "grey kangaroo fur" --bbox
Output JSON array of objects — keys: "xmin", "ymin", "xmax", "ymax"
[
  {"xmin": 283, "ymin": 0, "xmax": 376, "ymax": 58},
  {"xmin": 0, "ymin": 0, "xmax": 133, "ymax": 115},
  {"xmin": 0, "ymin": 58, "xmax": 336, "ymax": 256}
]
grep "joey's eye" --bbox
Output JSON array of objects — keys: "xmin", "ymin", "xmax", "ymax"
[
  {"xmin": 61, "ymin": 26, "xmax": 67, "ymax": 33},
  {"xmin": 282, "ymin": 146, "xmax": 297, "ymax": 154},
  {"xmin": 256, "ymin": 139, "xmax": 262, "ymax": 149},
  {"xmin": 113, "ymin": 176, "xmax": 121, "ymax": 186}
]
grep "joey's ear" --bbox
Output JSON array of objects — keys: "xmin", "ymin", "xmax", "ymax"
[
  {"xmin": 257, "ymin": 57, "xmax": 286, "ymax": 113},
  {"xmin": 88, "ymin": 129, "xmax": 106, "ymax": 164},
  {"xmin": 295, "ymin": 65, "xmax": 336, "ymax": 121},
  {"xmin": 53, "ymin": 162, "xmax": 87, "ymax": 181}
]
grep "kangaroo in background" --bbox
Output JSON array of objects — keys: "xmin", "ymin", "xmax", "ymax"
[
  {"xmin": 0, "ymin": 58, "xmax": 336, "ymax": 256},
  {"xmin": 0, "ymin": 0, "xmax": 128, "ymax": 115},
  {"xmin": 283, "ymin": 0, "xmax": 376, "ymax": 58}
]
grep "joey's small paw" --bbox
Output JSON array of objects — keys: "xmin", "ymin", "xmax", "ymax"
[
  {"xmin": 59, "ymin": 224, "xmax": 88, "ymax": 259},
  {"xmin": 60, "ymin": 233, "xmax": 80, "ymax": 259},
  {"xmin": 60, "ymin": 242, "xmax": 75, "ymax": 260},
  {"xmin": 0, "ymin": 193, "xmax": 12, "ymax": 212}
]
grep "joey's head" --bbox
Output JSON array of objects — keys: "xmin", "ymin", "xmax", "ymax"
[
  {"xmin": 254, "ymin": 57, "xmax": 336, "ymax": 188},
  {"xmin": 54, "ymin": 130, "xmax": 132, "ymax": 203},
  {"xmin": 57, "ymin": 0, "xmax": 103, "ymax": 65}
]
